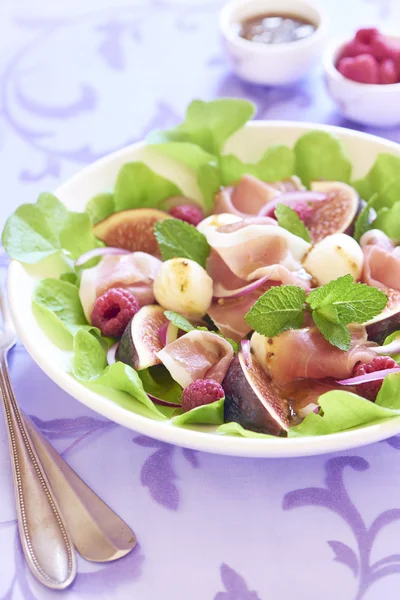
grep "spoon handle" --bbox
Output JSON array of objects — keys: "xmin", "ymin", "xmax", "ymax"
[
  {"xmin": 0, "ymin": 354, "xmax": 76, "ymax": 589},
  {"xmin": 23, "ymin": 413, "xmax": 137, "ymax": 562}
]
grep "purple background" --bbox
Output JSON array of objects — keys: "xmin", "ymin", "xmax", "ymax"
[{"xmin": 1, "ymin": 1, "xmax": 400, "ymax": 598}]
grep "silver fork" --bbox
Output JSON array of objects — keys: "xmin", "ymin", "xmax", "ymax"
[{"xmin": 0, "ymin": 290, "xmax": 76, "ymax": 589}]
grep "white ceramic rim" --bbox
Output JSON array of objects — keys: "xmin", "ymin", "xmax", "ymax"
[
  {"xmin": 324, "ymin": 37, "xmax": 400, "ymax": 91},
  {"xmin": 219, "ymin": 0, "xmax": 328, "ymax": 52},
  {"xmin": 8, "ymin": 120, "xmax": 400, "ymax": 458}
]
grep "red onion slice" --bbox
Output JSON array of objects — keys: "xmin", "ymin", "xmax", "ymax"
[
  {"xmin": 107, "ymin": 342, "xmax": 119, "ymax": 365},
  {"xmin": 337, "ymin": 367, "xmax": 400, "ymax": 385},
  {"xmin": 214, "ymin": 275, "xmax": 270, "ymax": 300},
  {"xmin": 75, "ymin": 247, "xmax": 131, "ymax": 267},
  {"xmin": 241, "ymin": 339, "xmax": 251, "ymax": 366},
  {"xmin": 147, "ymin": 393, "xmax": 181, "ymax": 408},
  {"xmin": 258, "ymin": 191, "xmax": 327, "ymax": 218},
  {"xmin": 159, "ymin": 322, "xmax": 169, "ymax": 346}
]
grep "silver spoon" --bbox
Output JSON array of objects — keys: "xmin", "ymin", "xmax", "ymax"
[{"xmin": 0, "ymin": 290, "xmax": 76, "ymax": 589}]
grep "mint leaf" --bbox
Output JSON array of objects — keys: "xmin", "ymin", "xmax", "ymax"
[
  {"xmin": 353, "ymin": 195, "xmax": 377, "ymax": 242},
  {"xmin": 289, "ymin": 389, "xmax": 400, "ymax": 437},
  {"xmin": 219, "ymin": 145, "xmax": 295, "ymax": 186},
  {"xmin": 114, "ymin": 162, "xmax": 182, "ymax": 212},
  {"xmin": 245, "ymin": 286, "xmax": 306, "ymax": 337},
  {"xmin": 86, "ymin": 193, "xmax": 115, "ymax": 225},
  {"xmin": 275, "ymin": 204, "xmax": 311, "ymax": 242},
  {"xmin": 307, "ymin": 275, "xmax": 387, "ymax": 324},
  {"xmin": 2, "ymin": 193, "xmax": 99, "ymax": 264},
  {"xmin": 150, "ymin": 98, "xmax": 255, "ymax": 155},
  {"xmin": 373, "ymin": 201, "xmax": 400, "ymax": 242},
  {"xmin": 154, "ymin": 219, "xmax": 210, "ymax": 267},
  {"xmin": 312, "ymin": 311, "xmax": 351, "ymax": 351},
  {"xmin": 294, "ymin": 131, "xmax": 352, "ymax": 187},
  {"xmin": 196, "ymin": 162, "xmax": 221, "ymax": 213},
  {"xmin": 172, "ymin": 398, "xmax": 224, "ymax": 427},
  {"xmin": 164, "ymin": 310, "xmax": 195, "ymax": 332}
]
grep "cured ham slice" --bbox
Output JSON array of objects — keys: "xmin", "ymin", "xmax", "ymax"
[
  {"xmin": 251, "ymin": 327, "xmax": 375, "ymax": 386},
  {"xmin": 361, "ymin": 231, "xmax": 400, "ymax": 291},
  {"xmin": 79, "ymin": 252, "xmax": 161, "ymax": 322},
  {"xmin": 157, "ymin": 330, "xmax": 234, "ymax": 388},
  {"xmin": 204, "ymin": 220, "xmax": 311, "ymax": 281},
  {"xmin": 214, "ymin": 175, "xmax": 305, "ymax": 217}
]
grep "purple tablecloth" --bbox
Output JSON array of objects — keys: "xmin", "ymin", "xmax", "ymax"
[{"xmin": 1, "ymin": 1, "xmax": 400, "ymax": 598}]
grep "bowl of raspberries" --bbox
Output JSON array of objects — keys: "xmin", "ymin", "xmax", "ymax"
[{"xmin": 324, "ymin": 27, "xmax": 400, "ymax": 127}]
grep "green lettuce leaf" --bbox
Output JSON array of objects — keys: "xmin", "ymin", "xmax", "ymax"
[
  {"xmin": 382, "ymin": 331, "xmax": 400, "ymax": 364},
  {"xmin": 86, "ymin": 193, "xmax": 115, "ymax": 225},
  {"xmin": 33, "ymin": 278, "xmax": 97, "ymax": 341},
  {"xmin": 353, "ymin": 154, "xmax": 400, "ymax": 205},
  {"xmin": 196, "ymin": 163, "xmax": 221, "ymax": 213},
  {"xmin": 376, "ymin": 372, "xmax": 400, "ymax": 409},
  {"xmin": 172, "ymin": 398, "xmax": 224, "ymax": 426},
  {"xmin": 353, "ymin": 195, "xmax": 377, "ymax": 242},
  {"xmin": 289, "ymin": 389, "xmax": 400, "ymax": 437},
  {"xmin": 72, "ymin": 330, "xmax": 166, "ymax": 419},
  {"xmin": 373, "ymin": 202, "xmax": 400, "ymax": 242},
  {"xmin": 149, "ymin": 142, "xmax": 216, "ymax": 171},
  {"xmin": 2, "ymin": 193, "xmax": 100, "ymax": 264},
  {"xmin": 220, "ymin": 145, "xmax": 295, "ymax": 186},
  {"xmin": 294, "ymin": 131, "xmax": 352, "ymax": 187},
  {"xmin": 217, "ymin": 422, "xmax": 276, "ymax": 438},
  {"xmin": 154, "ymin": 219, "xmax": 210, "ymax": 267},
  {"xmin": 138, "ymin": 366, "xmax": 182, "ymax": 405},
  {"xmin": 150, "ymin": 98, "xmax": 255, "ymax": 155},
  {"xmin": 114, "ymin": 162, "xmax": 182, "ymax": 212}
]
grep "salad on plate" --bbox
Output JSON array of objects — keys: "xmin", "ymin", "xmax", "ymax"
[{"xmin": 4, "ymin": 98, "xmax": 400, "ymax": 440}]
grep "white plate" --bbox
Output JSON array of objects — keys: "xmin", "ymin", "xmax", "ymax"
[{"xmin": 8, "ymin": 121, "xmax": 400, "ymax": 458}]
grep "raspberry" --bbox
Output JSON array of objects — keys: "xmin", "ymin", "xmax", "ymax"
[
  {"xmin": 169, "ymin": 204, "xmax": 204, "ymax": 226},
  {"xmin": 355, "ymin": 28, "xmax": 379, "ymax": 45},
  {"xmin": 337, "ymin": 55, "xmax": 379, "ymax": 84},
  {"xmin": 339, "ymin": 40, "xmax": 372, "ymax": 60},
  {"xmin": 370, "ymin": 35, "xmax": 396, "ymax": 60},
  {"xmin": 379, "ymin": 58, "xmax": 398, "ymax": 84},
  {"xmin": 293, "ymin": 202, "xmax": 313, "ymax": 223},
  {"xmin": 352, "ymin": 356, "xmax": 397, "ymax": 401},
  {"xmin": 182, "ymin": 379, "xmax": 224, "ymax": 412},
  {"xmin": 91, "ymin": 288, "xmax": 139, "ymax": 337}
]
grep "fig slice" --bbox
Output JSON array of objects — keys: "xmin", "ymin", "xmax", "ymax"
[
  {"xmin": 306, "ymin": 182, "xmax": 359, "ymax": 243},
  {"xmin": 222, "ymin": 351, "xmax": 290, "ymax": 436},
  {"xmin": 116, "ymin": 305, "xmax": 168, "ymax": 370},
  {"xmin": 366, "ymin": 288, "xmax": 400, "ymax": 344},
  {"xmin": 93, "ymin": 208, "xmax": 171, "ymax": 255}
]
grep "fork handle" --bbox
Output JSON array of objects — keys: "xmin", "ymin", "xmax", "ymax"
[{"xmin": 0, "ymin": 353, "xmax": 76, "ymax": 589}]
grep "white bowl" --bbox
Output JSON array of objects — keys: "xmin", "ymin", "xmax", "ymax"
[
  {"xmin": 324, "ymin": 38, "xmax": 400, "ymax": 127},
  {"xmin": 7, "ymin": 121, "xmax": 400, "ymax": 458},
  {"xmin": 219, "ymin": 0, "xmax": 328, "ymax": 86}
]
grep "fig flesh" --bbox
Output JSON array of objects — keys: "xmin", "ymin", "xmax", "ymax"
[
  {"xmin": 222, "ymin": 351, "xmax": 290, "ymax": 436},
  {"xmin": 93, "ymin": 208, "xmax": 171, "ymax": 255},
  {"xmin": 306, "ymin": 182, "xmax": 359, "ymax": 243},
  {"xmin": 116, "ymin": 305, "xmax": 168, "ymax": 370}
]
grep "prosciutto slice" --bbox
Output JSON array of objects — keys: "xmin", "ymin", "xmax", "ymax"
[
  {"xmin": 157, "ymin": 330, "xmax": 234, "ymax": 388},
  {"xmin": 361, "ymin": 231, "xmax": 400, "ymax": 291},
  {"xmin": 253, "ymin": 327, "xmax": 376, "ymax": 386},
  {"xmin": 79, "ymin": 252, "xmax": 161, "ymax": 321},
  {"xmin": 204, "ymin": 220, "xmax": 311, "ymax": 281}
]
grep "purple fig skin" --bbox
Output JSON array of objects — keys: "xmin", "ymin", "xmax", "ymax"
[
  {"xmin": 222, "ymin": 353, "xmax": 290, "ymax": 436},
  {"xmin": 366, "ymin": 311, "xmax": 400, "ymax": 345}
]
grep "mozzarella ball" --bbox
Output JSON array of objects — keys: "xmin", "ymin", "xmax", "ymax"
[
  {"xmin": 153, "ymin": 258, "xmax": 213, "ymax": 319},
  {"xmin": 303, "ymin": 233, "xmax": 364, "ymax": 286}
]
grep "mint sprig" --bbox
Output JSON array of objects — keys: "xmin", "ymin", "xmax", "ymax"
[
  {"xmin": 274, "ymin": 204, "xmax": 311, "ymax": 242},
  {"xmin": 164, "ymin": 310, "xmax": 238, "ymax": 352},
  {"xmin": 154, "ymin": 220, "xmax": 210, "ymax": 267},
  {"xmin": 245, "ymin": 275, "xmax": 388, "ymax": 351}
]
